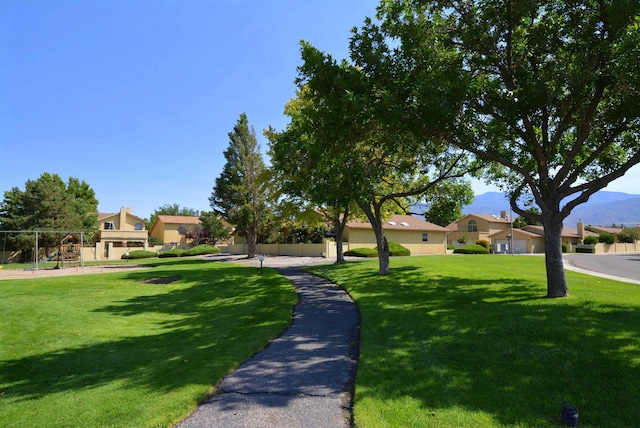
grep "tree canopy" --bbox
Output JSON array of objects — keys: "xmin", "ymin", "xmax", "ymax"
[
  {"xmin": 267, "ymin": 86, "xmax": 361, "ymax": 264},
  {"xmin": 291, "ymin": 35, "xmax": 481, "ymax": 273},
  {"xmin": 422, "ymin": 180, "xmax": 474, "ymax": 227}
]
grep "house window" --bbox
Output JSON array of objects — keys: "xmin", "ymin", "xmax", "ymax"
[
  {"xmin": 467, "ymin": 220, "xmax": 478, "ymax": 232},
  {"xmin": 135, "ymin": 223, "xmax": 143, "ymax": 230},
  {"xmin": 104, "ymin": 221, "xmax": 115, "ymax": 230},
  {"xmin": 422, "ymin": 233, "xmax": 429, "ymax": 242}
]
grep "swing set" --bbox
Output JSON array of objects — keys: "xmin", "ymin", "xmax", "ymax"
[{"xmin": 0, "ymin": 230, "xmax": 86, "ymax": 274}]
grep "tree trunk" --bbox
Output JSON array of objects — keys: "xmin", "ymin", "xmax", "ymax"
[
  {"xmin": 542, "ymin": 215, "xmax": 568, "ymax": 297},
  {"xmin": 333, "ymin": 207, "xmax": 349, "ymax": 264},
  {"xmin": 335, "ymin": 224, "xmax": 346, "ymax": 264},
  {"xmin": 377, "ymin": 235, "xmax": 391, "ymax": 275},
  {"xmin": 358, "ymin": 203, "xmax": 391, "ymax": 275},
  {"xmin": 246, "ymin": 229, "xmax": 257, "ymax": 259}
]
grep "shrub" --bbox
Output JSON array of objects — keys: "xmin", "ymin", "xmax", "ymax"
[
  {"xmin": 387, "ymin": 242, "xmax": 410, "ymax": 257},
  {"xmin": 182, "ymin": 244, "xmax": 220, "ymax": 257},
  {"xmin": 562, "ymin": 243, "xmax": 568, "ymax": 253},
  {"xmin": 148, "ymin": 235, "xmax": 163, "ymax": 246},
  {"xmin": 344, "ymin": 248, "xmax": 378, "ymax": 258},
  {"xmin": 475, "ymin": 240, "xmax": 490, "ymax": 249},
  {"xmin": 453, "ymin": 244, "xmax": 490, "ymax": 254},
  {"xmin": 617, "ymin": 227, "xmax": 640, "ymax": 243},
  {"xmin": 122, "ymin": 250, "xmax": 156, "ymax": 260},
  {"xmin": 583, "ymin": 236, "xmax": 599, "ymax": 245},
  {"xmin": 598, "ymin": 233, "xmax": 615, "ymax": 244},
  {"xmin": 158, "ymin": 249, "xmax": 185, "ymax": 258},
  {"xmin": 457, "ymin": 236, "xmax": 469, "ymax": 244},
  {"xmin": 576, "ymin": 246, "xmax": 595, "ymax": 254}
]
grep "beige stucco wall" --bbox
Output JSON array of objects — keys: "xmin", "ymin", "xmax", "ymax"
[
  {"xmin": 490, "ymin": 230, "xmax": 545, "ymax": 254},
  {"xmin": 344, "ymin": 228, "xmax": 447, "ymax": 255},
  {"xmin": 595, "ymin": 242, "xmax": 640, "ymax": 253},
  {"xmin": 228, "ymin": 242, "xmax": 339, "ymax": 257},
  {"xmin": 156, "ymin": 224, "xmax": 186, "ymax": 245}
]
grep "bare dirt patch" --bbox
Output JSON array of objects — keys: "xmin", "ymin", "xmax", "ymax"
[
  {"xmin": 0, "ymin": 264, "xmax": 150, "ymax": 281},
  {"xmin": 143, "ymin": 276, "xmax": 181, "ymax": 285}
]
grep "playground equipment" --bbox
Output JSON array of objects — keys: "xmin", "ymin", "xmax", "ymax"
[{"xmin": 0, "ymin": 230, "xmax": 86, "ymax": 274}]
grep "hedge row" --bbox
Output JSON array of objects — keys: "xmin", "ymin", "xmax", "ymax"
[
  {"xmin": 453, "ymin": 244, "xmax": 490, "ymax": 254},
  {"xmin": 344, "ymin": 242, "xmax": 411, "ymax": 258}
]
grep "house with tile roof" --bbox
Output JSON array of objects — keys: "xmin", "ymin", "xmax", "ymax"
[{"xmin": 344, "ymin": 214, "xmax": 448, "ymax": 254}]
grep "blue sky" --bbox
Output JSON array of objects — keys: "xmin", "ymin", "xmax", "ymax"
[{"xmin": 1, "ymin": 1, "xmax": 638, "ymax": 220}]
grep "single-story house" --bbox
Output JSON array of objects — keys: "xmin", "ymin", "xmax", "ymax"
[
  {"xmin": 489, "ymin": 222, "xmax": 599, "ymax": 254},
  {"xmin": 344, "ymin": 214, "xmax": 448, "ymax": 255},
  {"xmin": 445, "ymin": 212, "xmax": 512, "ymax": 247}
]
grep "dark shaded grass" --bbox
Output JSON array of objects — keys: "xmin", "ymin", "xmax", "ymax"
[
  {"xmin": 308, "ymin": 255, "xmax": 640, "ymax": 427},
  {"xmin": 0, "ymin": 260, "xmax": 297, "ymax": 427}
]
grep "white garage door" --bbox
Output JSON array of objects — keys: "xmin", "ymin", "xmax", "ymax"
[{"xmin": 496, "ymin": 240, "xmax": 527, "ymax": 254}]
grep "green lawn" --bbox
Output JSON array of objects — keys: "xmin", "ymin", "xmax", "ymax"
[
  {"xmin": 307, "ymin": 255, "xmax": 640, "ymax": 428},
  {"xmin": 0, "ymin": 259, "xmax": 297, "ymax": 428}
]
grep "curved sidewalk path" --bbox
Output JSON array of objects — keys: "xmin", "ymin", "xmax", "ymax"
[{"xmin": 177, "ymin": 266, "xmax": 360, "ymax": 428}]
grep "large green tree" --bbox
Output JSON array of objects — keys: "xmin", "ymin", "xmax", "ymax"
[
  {"xmin": 295, "ymin": 41, "xmax": 480, "ymax": 274},
  {"xmin": 210, "ymin": 113, "xmax": 270, "ymax": 258},
  {"xmin": 0, "ymin": 173, "xmax": 98, "ymax": 253},
  {"xmin": 267, "ymin": 87, "xmax": 358, "ymax": 264},
  {"xmin": 348, "ymin": 0, "xmax": 640, "ymax": 296}
]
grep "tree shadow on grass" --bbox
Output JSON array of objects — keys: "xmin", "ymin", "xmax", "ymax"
[
  {"xmin": 0, "ymin": 264, "xmax": 296, "ymax": 406},
  {"xmin": 311, "ymin": 260, "xmax": 640, "ymax": 427}
]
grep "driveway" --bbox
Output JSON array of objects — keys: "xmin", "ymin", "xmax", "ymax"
[{"xmin": 564, "ymin": 253, "xmax": 640, "ymax": 284}]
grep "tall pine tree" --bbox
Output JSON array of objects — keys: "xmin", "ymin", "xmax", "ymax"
[{"xmin": 210, "ymin": 113, "xmax": 269, "ymax": 258}]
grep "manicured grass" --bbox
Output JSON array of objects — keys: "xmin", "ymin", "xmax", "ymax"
[
  {"xmin": 0, "ymin": 259, "xmax": 297, "ymax": 428},
  {"xmin": 307, "ymin": 255, "xmax": 640, "ymax": 427}
]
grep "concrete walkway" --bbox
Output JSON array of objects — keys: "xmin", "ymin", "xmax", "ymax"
[{"xmin": 176, "ymin": 266, "xmax": 360, "ymax": 428}]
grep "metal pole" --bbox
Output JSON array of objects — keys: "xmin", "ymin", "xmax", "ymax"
[
  {"xmin": 510, "ymin": 207, "xmax": 514, "ymax": 255},
  {"xmin": 1, "ymin": 232, "xmax": 6, "ymax": 266},
  {"xmin": 35, "ymin": 231, "xmax": 38, "ymax": 275},
  {"xmin": 80, "ymin": 232, "xmax": 85, "ymax": 270}
]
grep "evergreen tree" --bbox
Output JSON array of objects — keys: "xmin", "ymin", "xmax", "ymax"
[
  {"xmin": 199, "ymin": 211, "xmax": 231, "ymax": 245},
  {"xmin": 210, "ymin": 113, "xmax": 269, "ymax": 258},
  {"xmin": 0, "ymin": 173, "xmax": 98, "ymax": 253}
]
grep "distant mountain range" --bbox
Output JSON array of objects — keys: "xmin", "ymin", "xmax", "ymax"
[{"xmin": 463, "ymin": 191, "xmax": 640, "ymax": 227}]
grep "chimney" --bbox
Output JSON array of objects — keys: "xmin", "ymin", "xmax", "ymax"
[
  {"xmin": 577, "ymin": 220, "xmax": 585, "ymax": 239},
  {"xmin": 500, "ymin": 210, "xmax": 509, "ymax": 221}
]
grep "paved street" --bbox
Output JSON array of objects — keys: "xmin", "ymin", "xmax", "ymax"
[{"xmin": 564, "ymin": 253, "xmax": 640, "ymax": 284}]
